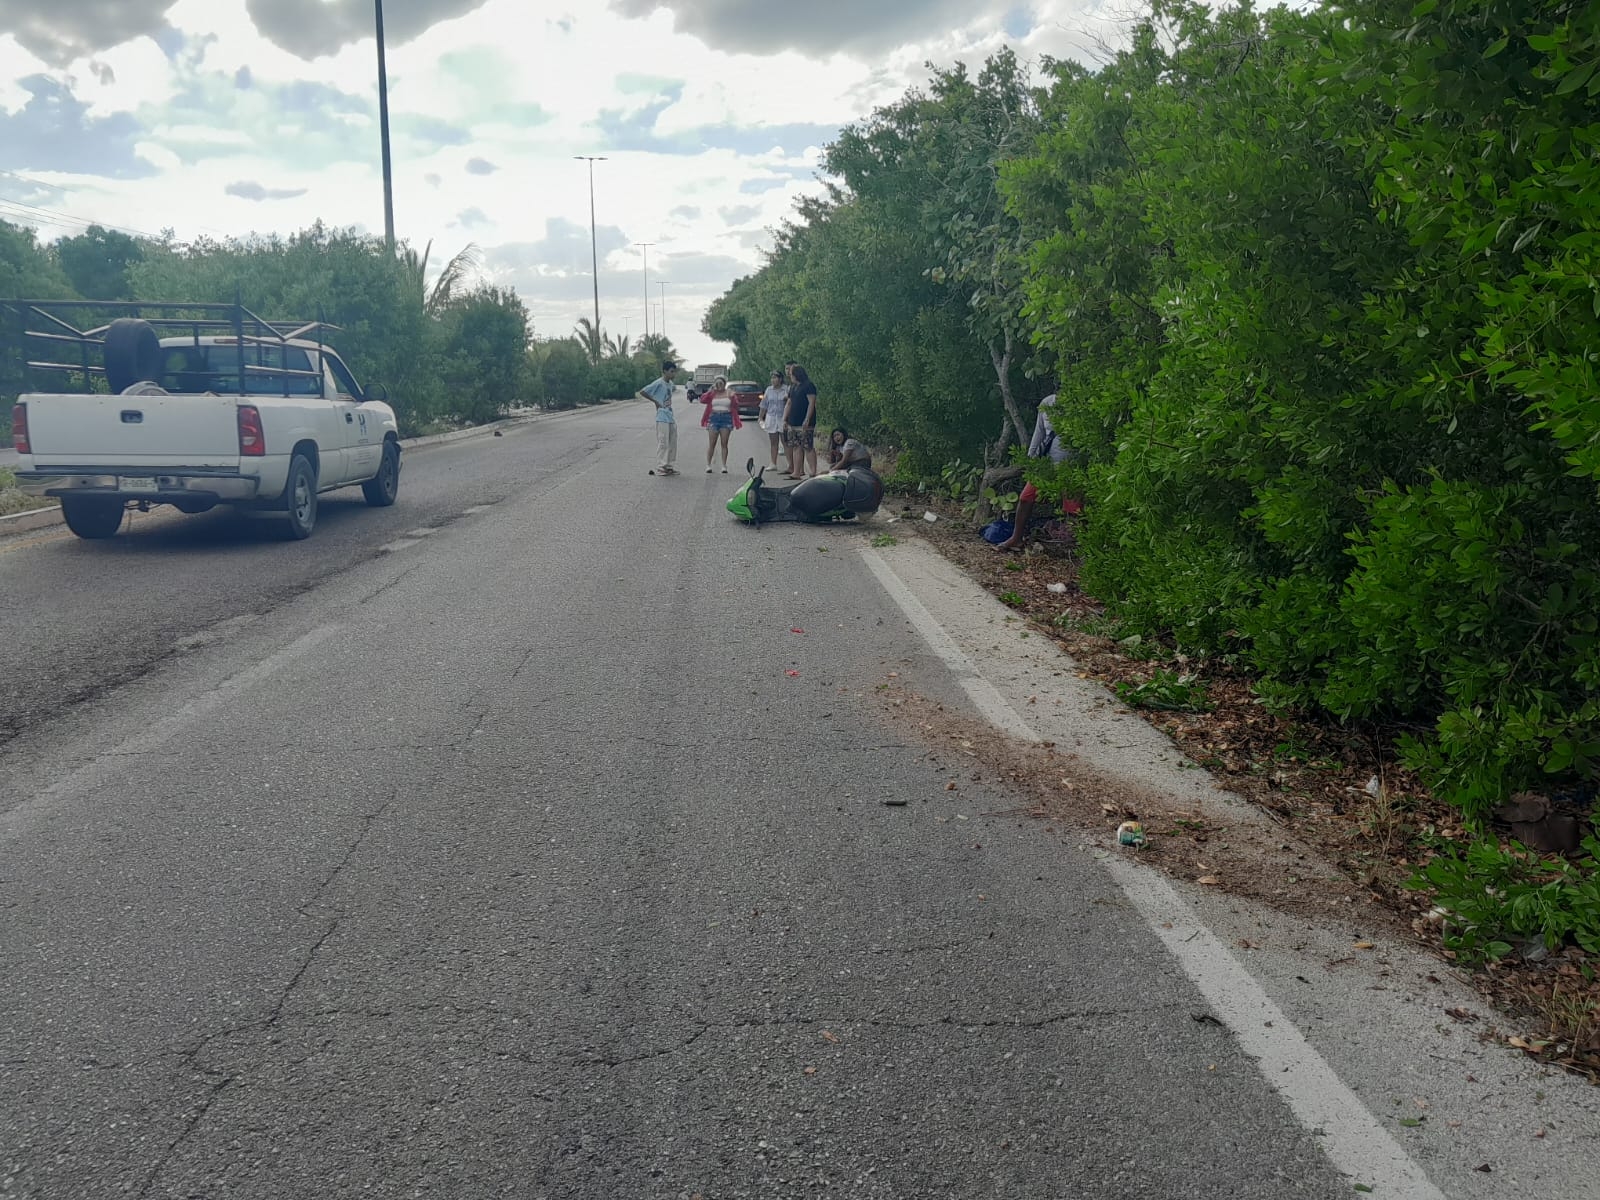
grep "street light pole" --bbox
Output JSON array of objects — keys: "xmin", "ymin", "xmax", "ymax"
[
  {"xmin": 634, "ymin": 242, "xmax": 655, "ymax": 339},
  {"xmin": 375, "ymin": 0, "xmax": 395, "ymax": 251},
  {"xmin": 658, "ymin": 281, "xmax": 666, "ymax": 342},
  {"xmin": 574, "ymin": 156, "xmax": 606, "ymax": 341}
]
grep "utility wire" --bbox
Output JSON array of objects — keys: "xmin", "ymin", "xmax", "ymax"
[
  {"xmin": 0, "ymin": 170, "xmax": 234, "ymax": 242},
  {"xmin": 0, "ymin": 195, "xmax": 160, "ymax": 241}
]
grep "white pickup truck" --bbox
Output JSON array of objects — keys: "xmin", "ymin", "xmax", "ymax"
[{"xmin": 9, "ymin": 312, "xmax": 401, "ymax": 541}]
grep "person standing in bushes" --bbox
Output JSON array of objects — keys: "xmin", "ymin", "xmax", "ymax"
[
  {"xmin": 995, "ymin": 394, "xmax": 1079, "ymax": 551},
  {"xmin": 638, "ymin": 360, "xmax": 680, "ymax": 476}
]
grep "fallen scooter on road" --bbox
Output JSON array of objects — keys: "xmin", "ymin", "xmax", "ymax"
[{"xmin": 726, "ymin": 455, "xmax": 884, "ymax": 526}]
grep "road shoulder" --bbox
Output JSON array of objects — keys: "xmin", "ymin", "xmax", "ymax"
[{"xmin": 859, "ymin": 533, "xmax": 1600, "ymax": 1200}]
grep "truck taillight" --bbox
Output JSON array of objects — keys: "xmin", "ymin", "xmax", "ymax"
[
  {"xmin": 11, "ymin": 404, "xmax": 28, "ymax": 456},
  {"xmin": 237, "ymin": 405, "xmax": 266, "ymax": 457}
]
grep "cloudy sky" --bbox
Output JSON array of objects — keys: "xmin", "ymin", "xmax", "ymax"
[{"xmin": 0, "ymin": 0, "xmax": 1115, "ymax": 367}]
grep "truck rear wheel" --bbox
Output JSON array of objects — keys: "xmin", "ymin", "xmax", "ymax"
[
  {"xmin": 362, "ymin": 440, "xmax": 400, "ymax": 507},
  {"xmin": 61, "ymin": 497, "xmax": 127, "ymax": 540},
  {"xmin": 283, "ymin": 454, "xmax": 318, "ymax": 540}
]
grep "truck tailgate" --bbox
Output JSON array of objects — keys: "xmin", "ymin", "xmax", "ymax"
[{"xmin": 21, "ymin": 393, "xmax": 242, "ymax": 468}]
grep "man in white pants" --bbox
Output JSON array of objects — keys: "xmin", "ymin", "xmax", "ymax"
[{"xmin": 637, "ymin": 361, "xmax": 680, "ymax": 475}]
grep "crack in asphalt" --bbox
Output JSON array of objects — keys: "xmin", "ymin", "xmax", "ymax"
[
  {"xmin": 166, "ymin": 1001, "xmax": 1177, "ymax": 1060},
  {"xmin": 259, "ymin": 921, "xmax": 343, "ymax": 1037},
  {"xmin": 455, "ymin": 708, "xmax": 491, "ymax": 749},
  {"xmin": 450, "ymin": 733, "xmax": 916, "ymax": 753},
  {"xmin": 296, "ymin": 791, "xmax": 397, "ymax": 920},
  {"xmin": 159, "ymin": 789, "xmax": 404, "ymax": 1136},
  {"xmin": 509, "ymin": 645, "xmax": 541, "ymax": 681},
  {"xmin": 135, "ymin": 1072, "xmax": 236, "ymax": 1200},
  {"xmin": 356, "ymin": 561, "xmax": 424, "ymax": 607},
  {"xmin": 584, "ymin": 1025, "xmax": 712, "ymax": 1068},
  {"xmin": 866, "ymin": 942, "xmax": 963, "ymax": 956}
]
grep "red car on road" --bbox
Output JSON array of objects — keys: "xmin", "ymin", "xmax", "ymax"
[{"xmin": 728, "ymin": 380, "xmax": 763, "ymax": 420}]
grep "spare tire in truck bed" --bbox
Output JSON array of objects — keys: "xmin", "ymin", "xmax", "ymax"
[{"xmin": 103, "ymin": 319, "xmax": 162, "ymax": 394}]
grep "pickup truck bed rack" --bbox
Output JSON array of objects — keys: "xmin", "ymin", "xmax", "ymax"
[{"xmin": 2, "ymin": 299, "xmax": 341, "ymax": 397}]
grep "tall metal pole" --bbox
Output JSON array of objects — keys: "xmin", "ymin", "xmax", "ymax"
[
  {"xmin": 574, "ymin": 157, "xmax": 606, "ymax": 340},
  {"xmin": 375, "ymin": 0, "xmax": 395, "ymax": 251},
  {"xmin": 658, "ymin": 281, "xmax": 666, "ymax": 342},
  {"xmin": 634, "ymin": 242, "xmax": 655, "ymax": 339}
]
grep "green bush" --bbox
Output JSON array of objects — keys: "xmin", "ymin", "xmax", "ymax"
[
  {"xmin": 588, "ymin": 354, "xmax": 651, "ymax": 403},
  {"xmin": 1115, "ymin": 670, "xmax": 1212, "ymax": 713},
  {"xmin": 538, "ymin": 339, "xmax": 591, "ymax": 409},
  {"xmin": 1412, "ymin": 831, "xmax": 1600, "ymax": 962},
  {"xmin": 708, "ymin": 0, "xmax": 1600, "ymax": 835}
]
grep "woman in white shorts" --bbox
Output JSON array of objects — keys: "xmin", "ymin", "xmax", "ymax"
[{"xmin": 758, "ymin": 370, "xmax": 788, "ymax": 468}]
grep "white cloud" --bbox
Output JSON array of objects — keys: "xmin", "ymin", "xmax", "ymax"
[
  {"xmin": 0, "ymin": 34, "xmax": 45, "ymax": 113},
  {"xmin": 0, "ymin": 0, "xmax": 1115, "ymax": 363}
]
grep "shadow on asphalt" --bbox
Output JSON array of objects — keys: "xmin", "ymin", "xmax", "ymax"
[{"xmin": 60, "ymin": 496, "xmax": 384, "ymax": 555}]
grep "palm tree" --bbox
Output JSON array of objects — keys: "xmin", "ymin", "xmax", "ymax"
[
  {"xmin": 574, "ymin": 316, "xmax": 605, "ymax": 365},
  {"xmin": 635, "ymin": 332, "xmax": 676, "ymax": 362},
  {"xmin": 605, "ymin": 332, "xmax": 632, "ymax": 359},
  {"xmin": 398, "ymin": 240, "xmax": 482, "ymax": 317}
]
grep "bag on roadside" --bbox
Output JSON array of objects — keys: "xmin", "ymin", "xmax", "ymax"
[{"xmin": 980, "ymin": 518, "xmax": 1014, "ymax": 544}]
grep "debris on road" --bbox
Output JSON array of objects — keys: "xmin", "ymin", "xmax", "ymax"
[{"xmin": 1116, "ymin": 820, "xmax": 1147, "ymax": 848}]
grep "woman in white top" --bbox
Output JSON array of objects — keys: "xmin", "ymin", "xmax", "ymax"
[
  {"xmin": 697, "ymin": 376, "xmax": 743, "ymax": 473},
  {"xmin": 758, "ymin": 371, "xmax": 788, "ymax": 468}
]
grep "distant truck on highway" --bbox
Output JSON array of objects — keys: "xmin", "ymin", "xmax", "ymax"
[
  {"xmin": 5, "ymin": 300, "xmax": 401, "ymax": 541},
  {"xmin": 687, "ymin": 362, "xmax": 729, "ymax": 402}
]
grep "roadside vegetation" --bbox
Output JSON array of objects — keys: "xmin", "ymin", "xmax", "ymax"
[
  {"xmin": 710, "ymin": 0, "xmax": 1600, "ymax": 1065},
  {"xmin": 1, "ymin": 221, "xmax": 672, "ymax": 439},
  {"xmin": 0, "ymin": 467, "xmax": 52, "ymax": 517}
]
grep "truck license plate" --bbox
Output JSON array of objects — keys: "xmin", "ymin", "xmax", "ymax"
[{"xmin": 119, "ymin": 476, "xmax": 159, "ymax": 493}]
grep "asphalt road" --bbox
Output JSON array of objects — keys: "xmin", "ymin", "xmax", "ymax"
[
  {"xmin": 0, "ymin": 405, "xmax": 1356, "ymax": 1198},
  {"xmin": 0, "ymin": 409, "xmax": 610, "ymax": 746}
]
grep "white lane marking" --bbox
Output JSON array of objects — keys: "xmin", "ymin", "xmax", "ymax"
[
  {"xmin": 380, "ymin": 539, "xmax": 421, "ymax": 554},
  {"xmin": 859, "ymin": 547, "xmax": 1040, "ymax": 742},
  {"xmin": 0, "ymin": 624, "xmax": 341, "ymax": 842},
  {"xmin": 405, "ymin": 527, "xmax": 437, "ymax": 538},
  {"xmin": 174, "ymin": 614, "xmax": 261, "ymax": 653},
  {"xmin": 1101, "ymin": 856, "xmax": 1447, "ymax": 1197},
  {"xmin": 462, "ymin": 504, "xmax": 495, "ymax": 515},
  {"xmin": 858, "ymin": 545, "xmax": 1445, "ymax": 1198}
]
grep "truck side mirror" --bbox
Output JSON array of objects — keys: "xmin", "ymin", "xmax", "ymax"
[{"xmin": 364, "ymin": 382, "xmax": 390, "ymax": 402}]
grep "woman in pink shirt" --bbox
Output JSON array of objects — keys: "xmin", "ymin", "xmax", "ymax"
[{"xmin": 698, "ymin": 375, "xmax": 743, "ymax": 473}]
